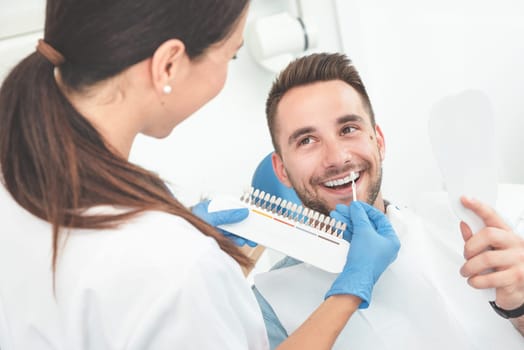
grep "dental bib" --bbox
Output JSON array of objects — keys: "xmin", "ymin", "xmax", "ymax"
[{"xmin": 254, "ymin": 206, "xmax": 524, "ymax": 349}]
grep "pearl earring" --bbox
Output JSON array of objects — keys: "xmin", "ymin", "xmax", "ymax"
[{"xmin": 163, "ymin": 85, "xmax": 172, "ymax": 94}]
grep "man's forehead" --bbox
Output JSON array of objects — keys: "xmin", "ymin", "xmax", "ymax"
[{"xmin": 275, "ymin": 81, "xmax": 371, "ymax": 132}]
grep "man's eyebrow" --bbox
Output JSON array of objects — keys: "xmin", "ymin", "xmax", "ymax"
[
  {"xmin": 286, "ymin": 115, "xmax": 365, "ymax": 146},
  {"xmin": 337, "ymin": 114, "xmax": 365, "ymax": 124},
  {"xmin": 288, "ymin": 127, "xmax": 316, "ymax": 146}
]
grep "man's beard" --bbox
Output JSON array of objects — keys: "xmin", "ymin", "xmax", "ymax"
[{"xmin": 288, "ymin": 164, "xmax": 383, "ymax": 216}]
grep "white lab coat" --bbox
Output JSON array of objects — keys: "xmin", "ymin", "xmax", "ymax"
[
  {"xmin": 0, "ymin": 185, "xmax": 269, "ymax": 350},
  {"xmin": 255, "ymin": 205, "xmax": 524, "ymax": 349}
]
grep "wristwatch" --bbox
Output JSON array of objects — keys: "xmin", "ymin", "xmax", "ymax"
[{"xmin": 489, "ymin": 301, "xmax": 524, "ymax": 319}]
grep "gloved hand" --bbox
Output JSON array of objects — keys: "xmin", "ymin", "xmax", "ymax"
[
  {"xmin": 326, "ymin": 201, "xmax": 400, "ymax": 308},
  {"xmin": 192, "ymin": 200, "xmax": 257, "ymax": 247}
]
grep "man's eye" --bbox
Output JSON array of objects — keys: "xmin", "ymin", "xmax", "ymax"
[
  {"xmin": 342, "ymin": 126, "xmax": 356, "ymax": 135},
  {"xmin": 299, "ymin": 137, "xmax": 313, "ymax": 146}
]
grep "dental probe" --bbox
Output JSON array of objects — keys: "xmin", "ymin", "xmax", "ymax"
[{"xmin": 351, "ymin": 171, "xmax": 357, "ymax": 202}]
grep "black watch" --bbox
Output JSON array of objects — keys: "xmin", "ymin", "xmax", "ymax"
[{"xmin": 489, "ymin": 300, "xmax": 524, "ymax": 319}]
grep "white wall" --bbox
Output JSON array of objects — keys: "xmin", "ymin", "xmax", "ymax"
[
  {"xmin": 1, "ymin": 0, "xmax": 522, "ymax": 209},
  {"xmin": 0, "ymin": 0, "xmax": 45, "ymax": 80},
  {"xmin": 335, "ymin": 0, "xmax": 524, "ymax": 206}
]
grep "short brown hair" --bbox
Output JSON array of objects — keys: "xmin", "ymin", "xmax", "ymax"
[{"xmin": 266, "ymin": 53, "xmax": 375, "ymax": 153}]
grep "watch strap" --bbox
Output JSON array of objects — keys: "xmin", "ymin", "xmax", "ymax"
[{"xmin": 489, "ymin": 300, "xmax": 524, "ymax": 319}]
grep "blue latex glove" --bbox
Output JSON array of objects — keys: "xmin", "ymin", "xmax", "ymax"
[
  {"xmin": 192, "ymin": 200, "xmax": 257, "ymax": 247},
  {"xmin": 329, "ymin": 203, "xmax": 382, "ymax": 242},
  {"xmin": 326, "ymin": 201, "xmax": 400, "ymax": 308}
]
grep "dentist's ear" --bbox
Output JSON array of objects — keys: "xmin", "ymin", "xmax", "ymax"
[
  {"xmin": 150, "ymin": 39, "xmax": 186, "ymax": 95},
  {"xmin": 272, "ymin": 152, "xmax": 293, "ymax": 188},
  {"xmin": 375, "ymin": 124, "xmax": 386, "ymax": 161}
]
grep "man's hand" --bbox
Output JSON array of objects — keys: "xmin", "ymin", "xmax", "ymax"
[{"xmin": 459, "ymin": 196, "xmax": 524, "ymax": 332}]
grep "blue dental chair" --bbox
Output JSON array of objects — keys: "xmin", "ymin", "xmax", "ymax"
[{"xmin": 250, "ymin": 152, "xmax": 301, "ymax": 206}]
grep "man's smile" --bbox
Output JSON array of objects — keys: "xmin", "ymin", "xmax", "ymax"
[{"xmin": 322, "ymin": 171, "xmax": 360, "ymax": 189}]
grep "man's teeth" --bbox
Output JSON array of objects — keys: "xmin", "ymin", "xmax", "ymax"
[
  {"xmin": 323, "ymin": 172, "xmax": 360, "ymax": 188},
  {"xmin": 348, "ymin": 171, "xmax": 359, "ymax": 181}
]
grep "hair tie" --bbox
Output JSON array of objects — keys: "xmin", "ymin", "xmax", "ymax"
[{"xmin": 36, "ymin": 39, "xmax": 65, "ymax": 66}]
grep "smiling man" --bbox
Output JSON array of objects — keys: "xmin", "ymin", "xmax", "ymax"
[
  {"xmin": 253, "ymin": 53, "xmax": 524, "ymax": 349},
  {"xmin": 269, "ymin": 78, "xmax": 384, "ymax": 215}
]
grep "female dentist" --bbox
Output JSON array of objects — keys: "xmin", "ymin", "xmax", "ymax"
[{"xmin": 0, "ymin": 0, "xmax": 399, "ymax": 349}]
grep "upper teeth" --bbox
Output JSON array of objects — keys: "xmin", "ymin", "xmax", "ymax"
[{"xmin": 324, "ymin": 172, "xmax": 360, "ymax": 188}]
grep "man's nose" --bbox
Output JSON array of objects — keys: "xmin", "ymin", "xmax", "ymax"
[{"xmin": 322, "ymin": 138, "xmax": 352, "ymax": 168}]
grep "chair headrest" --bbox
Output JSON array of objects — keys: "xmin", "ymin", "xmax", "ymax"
[{"xmin": 251, "ymin": 152, "xmax": 301, "ymax": 205}]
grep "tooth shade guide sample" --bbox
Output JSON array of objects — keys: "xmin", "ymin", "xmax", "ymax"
[
  {"xmin": 208, "ymin": 187, "xmax": 350, "ymax": 273},
  {"xmin": 351, "ymin": 171, "xmax": 357, "ymax": 202}
]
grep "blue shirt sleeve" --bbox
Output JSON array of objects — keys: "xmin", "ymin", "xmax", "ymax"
[
  {"xmin": 251, "ymin": 256, "xmax": 302, "ymax": 349},
  {"xmin": 252, "ymin": 285, "xmax": 288, "ymax": 350}
]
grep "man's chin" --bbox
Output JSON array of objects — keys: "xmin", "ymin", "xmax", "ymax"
[
  {"xmin": 289, "ymin": 185, "xmax": 336, "ymax": 215},
  {"xmin": 322, "ymin": 194, "xmax": 353, "ymax": 211},
  {"xmin": 300, "ymin": 198, "xmax": 332, "ymax": 216}
]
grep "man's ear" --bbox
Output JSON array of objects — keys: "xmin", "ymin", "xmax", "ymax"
[
  {"xmin": 375, "ymin": 124, "xmax": 386, "ymax": 161},
  {"xmin": 150, "ymin": 39, "xmax": 186, "ymax": 94},
  {"xmin": 271, "ymin": 152, "xmax": 293, "ymax": 188}
]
